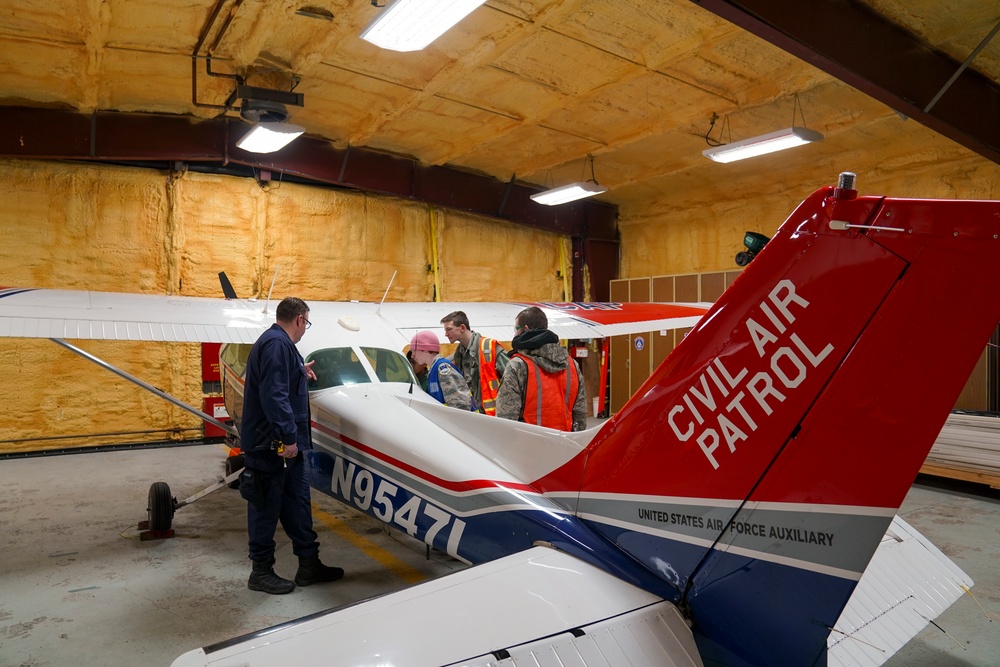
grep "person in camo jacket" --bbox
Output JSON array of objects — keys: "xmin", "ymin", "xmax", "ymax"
[
  {"xmin": 441, "ymin": 310, "xmax": 509, "ymax": 415},
  {"xmin": 409, "ymin": 330, "xmax": 474, "ymax": 411}
]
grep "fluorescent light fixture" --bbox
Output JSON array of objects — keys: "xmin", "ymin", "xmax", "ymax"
[
  {"xmin": 236, "ymin": 123, "xmax": 305, "ymax": 154},
  {"xmin": 530, "ymin": 181, "xmax": 608, "ymax": 206},
  {"xmin": 361, "ymin": 0, "xmax": 488, "ymax": 52},
  {"xmin": 702, "ymin": 126, "xmax": 823, "ymax": 163}
]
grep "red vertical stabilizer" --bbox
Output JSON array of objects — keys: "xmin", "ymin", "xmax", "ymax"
[{"xmin": 536, "ymin": 183, "xmax": 1000, "ymax": 666}]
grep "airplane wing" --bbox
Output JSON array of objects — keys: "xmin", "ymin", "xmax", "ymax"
[
  {"xmin": 0, "ymin": 287, "xmax": 710, "ymax": 349},
  {"xmin": 0, "ymin": 287, "xmax": 269, "ymax": 344},
  {"xmin": 388, "ymin": 300, "xmax": 710, "ymax": 346}
]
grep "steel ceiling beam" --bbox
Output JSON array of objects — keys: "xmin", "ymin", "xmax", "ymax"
[
  {"xmin": 691, "ymin": 0, "xmax": 1000, "ymax": 165},
  {"xmin": 0, "ymin": 106, "xmax": 620, "ymax": 301}
]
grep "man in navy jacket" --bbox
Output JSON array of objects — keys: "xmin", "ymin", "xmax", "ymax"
[{"xmin": 240, "ymin": 297, "xmax": 343, "ymax": 595}]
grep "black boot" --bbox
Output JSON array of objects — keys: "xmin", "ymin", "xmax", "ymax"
[
  {"xmin": 248, "ymin": 559, "xmax": 295, "ymax": 595},
  {"xmin": 294, "ymin": 555, "xmax": 344, "ymax": 586}
]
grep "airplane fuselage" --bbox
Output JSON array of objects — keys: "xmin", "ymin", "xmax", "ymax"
[{"xmin": 222, "ymin": 342, "xmax": 673, "ymax": 597}]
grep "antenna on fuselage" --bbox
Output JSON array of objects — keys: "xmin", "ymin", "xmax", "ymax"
[
  {"xmin": 262, "ymin": 264, "xmax": 279, "ymax": 316},
  {"xmin": 375, "ymin": 270, "xmax": 397, "ymax": 317}
]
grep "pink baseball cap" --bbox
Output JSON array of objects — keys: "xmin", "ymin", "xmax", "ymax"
[{"xmin": 410, "ymin": 330, "xmax": 440, "ymax": 353}]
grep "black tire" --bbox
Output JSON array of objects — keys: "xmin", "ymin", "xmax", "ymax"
[
  {"xmin": 225, "ymin": 454, "xmax": 245, "ymax": 489},
  {"xmin": 147, "ymin": 481, "xmax": 174, "ymax": 531}
]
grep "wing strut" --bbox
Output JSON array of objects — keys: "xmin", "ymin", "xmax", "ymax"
[{"xmin": 49, "ymin": 338, "xmax": 239, "ymax": 437}]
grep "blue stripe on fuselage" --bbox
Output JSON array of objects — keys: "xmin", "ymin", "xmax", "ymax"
[{"xmin": 303, "ymin": 447, "xmax": 677, "ymax": 598}]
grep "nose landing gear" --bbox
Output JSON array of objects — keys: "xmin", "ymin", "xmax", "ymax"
[
  {"xmin": 138, "ymin": 454, "xmax": 244, "ymax": 541},
  {"xmin": 140, "ymin": 481, "xmax": 177, "ymax": 540}
]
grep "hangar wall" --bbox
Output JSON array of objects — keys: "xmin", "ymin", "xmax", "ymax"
[
  {"xmin": 0, "ymin": 159, "xmax": 570, "ymax": 454},
  {"xmin": 4, "ymin": 116, "xmax": 999, "ymax": 454}
]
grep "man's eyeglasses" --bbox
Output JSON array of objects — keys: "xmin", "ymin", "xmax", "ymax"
[
  {"xmin": 515, "ymin": 324, "xmax": 527, "ymax": 334},
  {"xmin": 301, "ymin": 315, "xmax": 312, "ymax": 330}
]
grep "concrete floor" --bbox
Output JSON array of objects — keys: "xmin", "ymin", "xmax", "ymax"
[
  {"xmin": 0, "ymin": 442, "xmax": 997, "ymax": 667},
  {"xmin": 0, "ymin": 442, "xmax": 465, "ymax": 667}
]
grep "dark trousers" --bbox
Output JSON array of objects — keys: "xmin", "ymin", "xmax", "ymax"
[{"xmin": 246, "ymin": 456, "xmax": 319, "ymax": 563}]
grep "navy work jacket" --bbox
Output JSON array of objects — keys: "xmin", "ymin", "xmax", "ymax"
[{"xmin": 240, "ymin": 323, "xmax": 312, "ymax": 455}]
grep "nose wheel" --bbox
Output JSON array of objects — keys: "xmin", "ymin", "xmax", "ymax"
[
  {"xmin": 138, "ymin": 458, "xmax": 242, "ymax": 540},
  {"xmin": 140, "ymin": 481, "xmax": 177, "ymax": 540},
  {"xmin": 225, "ymin": 453, "xmax": 245, "ymax": 489}
]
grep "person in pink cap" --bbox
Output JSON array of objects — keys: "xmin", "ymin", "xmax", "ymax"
[{"xmin": 409, "ymin": 330, "xmax": 474, "ymax": 411}]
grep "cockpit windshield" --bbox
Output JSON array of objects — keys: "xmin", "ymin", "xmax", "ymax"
[{"xmin": 306, "ymin": 347, "xmax": 417, "ymax": 390}]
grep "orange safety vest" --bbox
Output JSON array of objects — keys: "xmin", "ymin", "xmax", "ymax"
[
  {"xmin": 516, "ymin": 354, "xmax": 579, "ymax": 431},
  {"xmin": 478, "ymin": 336, "xmax": 502, "ymax": 416}
]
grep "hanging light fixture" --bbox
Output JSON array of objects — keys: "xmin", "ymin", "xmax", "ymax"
[
  {"xmin": 236, "ymin": 123, "xmax": 305, "ymax": 153},
  {"xmin": 530, "ymin": 155, "xmax": 608, "ymax": 206},
  {"xmin": 361, "ymin": 0, "xmax": 488, "ymax": 52},
  {"xmin": 703, "ymin": 127, "xmax": 823, "ymax": 163},
  {"xmin": 702, "ymin": 96, "xmax": 824, "ymax": 163},
  {"xmin": 235, "ymin": 99, "xmax": 304, "ymax": 154},
  {"xmin": 191, "ymin": 0, "xmax": 306, "ymax": 155}
]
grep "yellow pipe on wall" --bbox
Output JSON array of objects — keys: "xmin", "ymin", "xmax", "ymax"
[
  {"xmin": 429, "ymin": 207, "xmax": 442, "ymax": 301},
  {"xmin": 559, "ymin": 238, "xmax": 570, "ymax": 301}
]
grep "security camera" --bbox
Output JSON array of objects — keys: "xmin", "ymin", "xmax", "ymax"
[{"xmin": 735, "ymin": 232, "xmax": 770, "ymax": 267}]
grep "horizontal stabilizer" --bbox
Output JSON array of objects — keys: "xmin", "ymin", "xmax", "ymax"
[
  {"xmin": 171, "ymin": 546, "xmax": 703, "ymax": 667},
  {"xmin": 829, "ymin": 515, "xmax": 973, "ymax": 666}
]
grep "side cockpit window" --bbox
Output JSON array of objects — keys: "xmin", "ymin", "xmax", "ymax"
[
  {"xmin": 361, "ymin": 347, "xmax": 417, "ymax": 384},
  {"xmin": 219, "ymin": 343, "xmax": 253, "ymax": 432},
  {"xmin": 220, "ymin": 343, "xmax": 252, "ymax": 378},
  {"xmin": 306, "ymin": 347, "xmax": 371, "ymax": 390}
]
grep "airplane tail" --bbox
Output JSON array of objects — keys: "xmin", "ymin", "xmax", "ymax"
[{"xmin": 537, "ymin": 180, "xmax": 1000, "ymax": 666}]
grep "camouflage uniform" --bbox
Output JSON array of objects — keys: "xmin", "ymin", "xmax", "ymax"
[
  {"xmin": 453, "ymin": 331, "xmax": 510, "ymax": 413},
  {"xmin": 496, "ymin": 336, "xmax": 587, "ymax": 431},
  {"xmin": 428, "ymin": 355, "xmax": 473, "ymax": 411}
]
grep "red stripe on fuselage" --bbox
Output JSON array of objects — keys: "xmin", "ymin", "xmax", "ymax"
[{"xmin": 311, "ymin": 420, "xmax": 539, "ymax": 495}]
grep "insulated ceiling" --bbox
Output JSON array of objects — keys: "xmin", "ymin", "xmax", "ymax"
[{"xmin": 0, "ymin": 0, "xmax": 997, "ymax": 214}]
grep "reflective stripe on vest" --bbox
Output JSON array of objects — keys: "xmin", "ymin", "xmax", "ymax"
[
  {"xmin": 518, "ymin": 354, "xmax": 579, "ymax": 431},
  {"xmin": 479, "ymin": 336, "xmax": 501, "ymax": 415}
]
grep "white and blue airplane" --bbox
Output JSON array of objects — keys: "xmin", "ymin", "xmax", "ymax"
[{"xmin": 0, "ymin": 175, "xmax": 995, "ymax": 666}]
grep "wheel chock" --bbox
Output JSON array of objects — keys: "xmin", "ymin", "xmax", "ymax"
[{"xmin": 137, "ymin": 519, "xmax": 175, "ymax": 541}]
